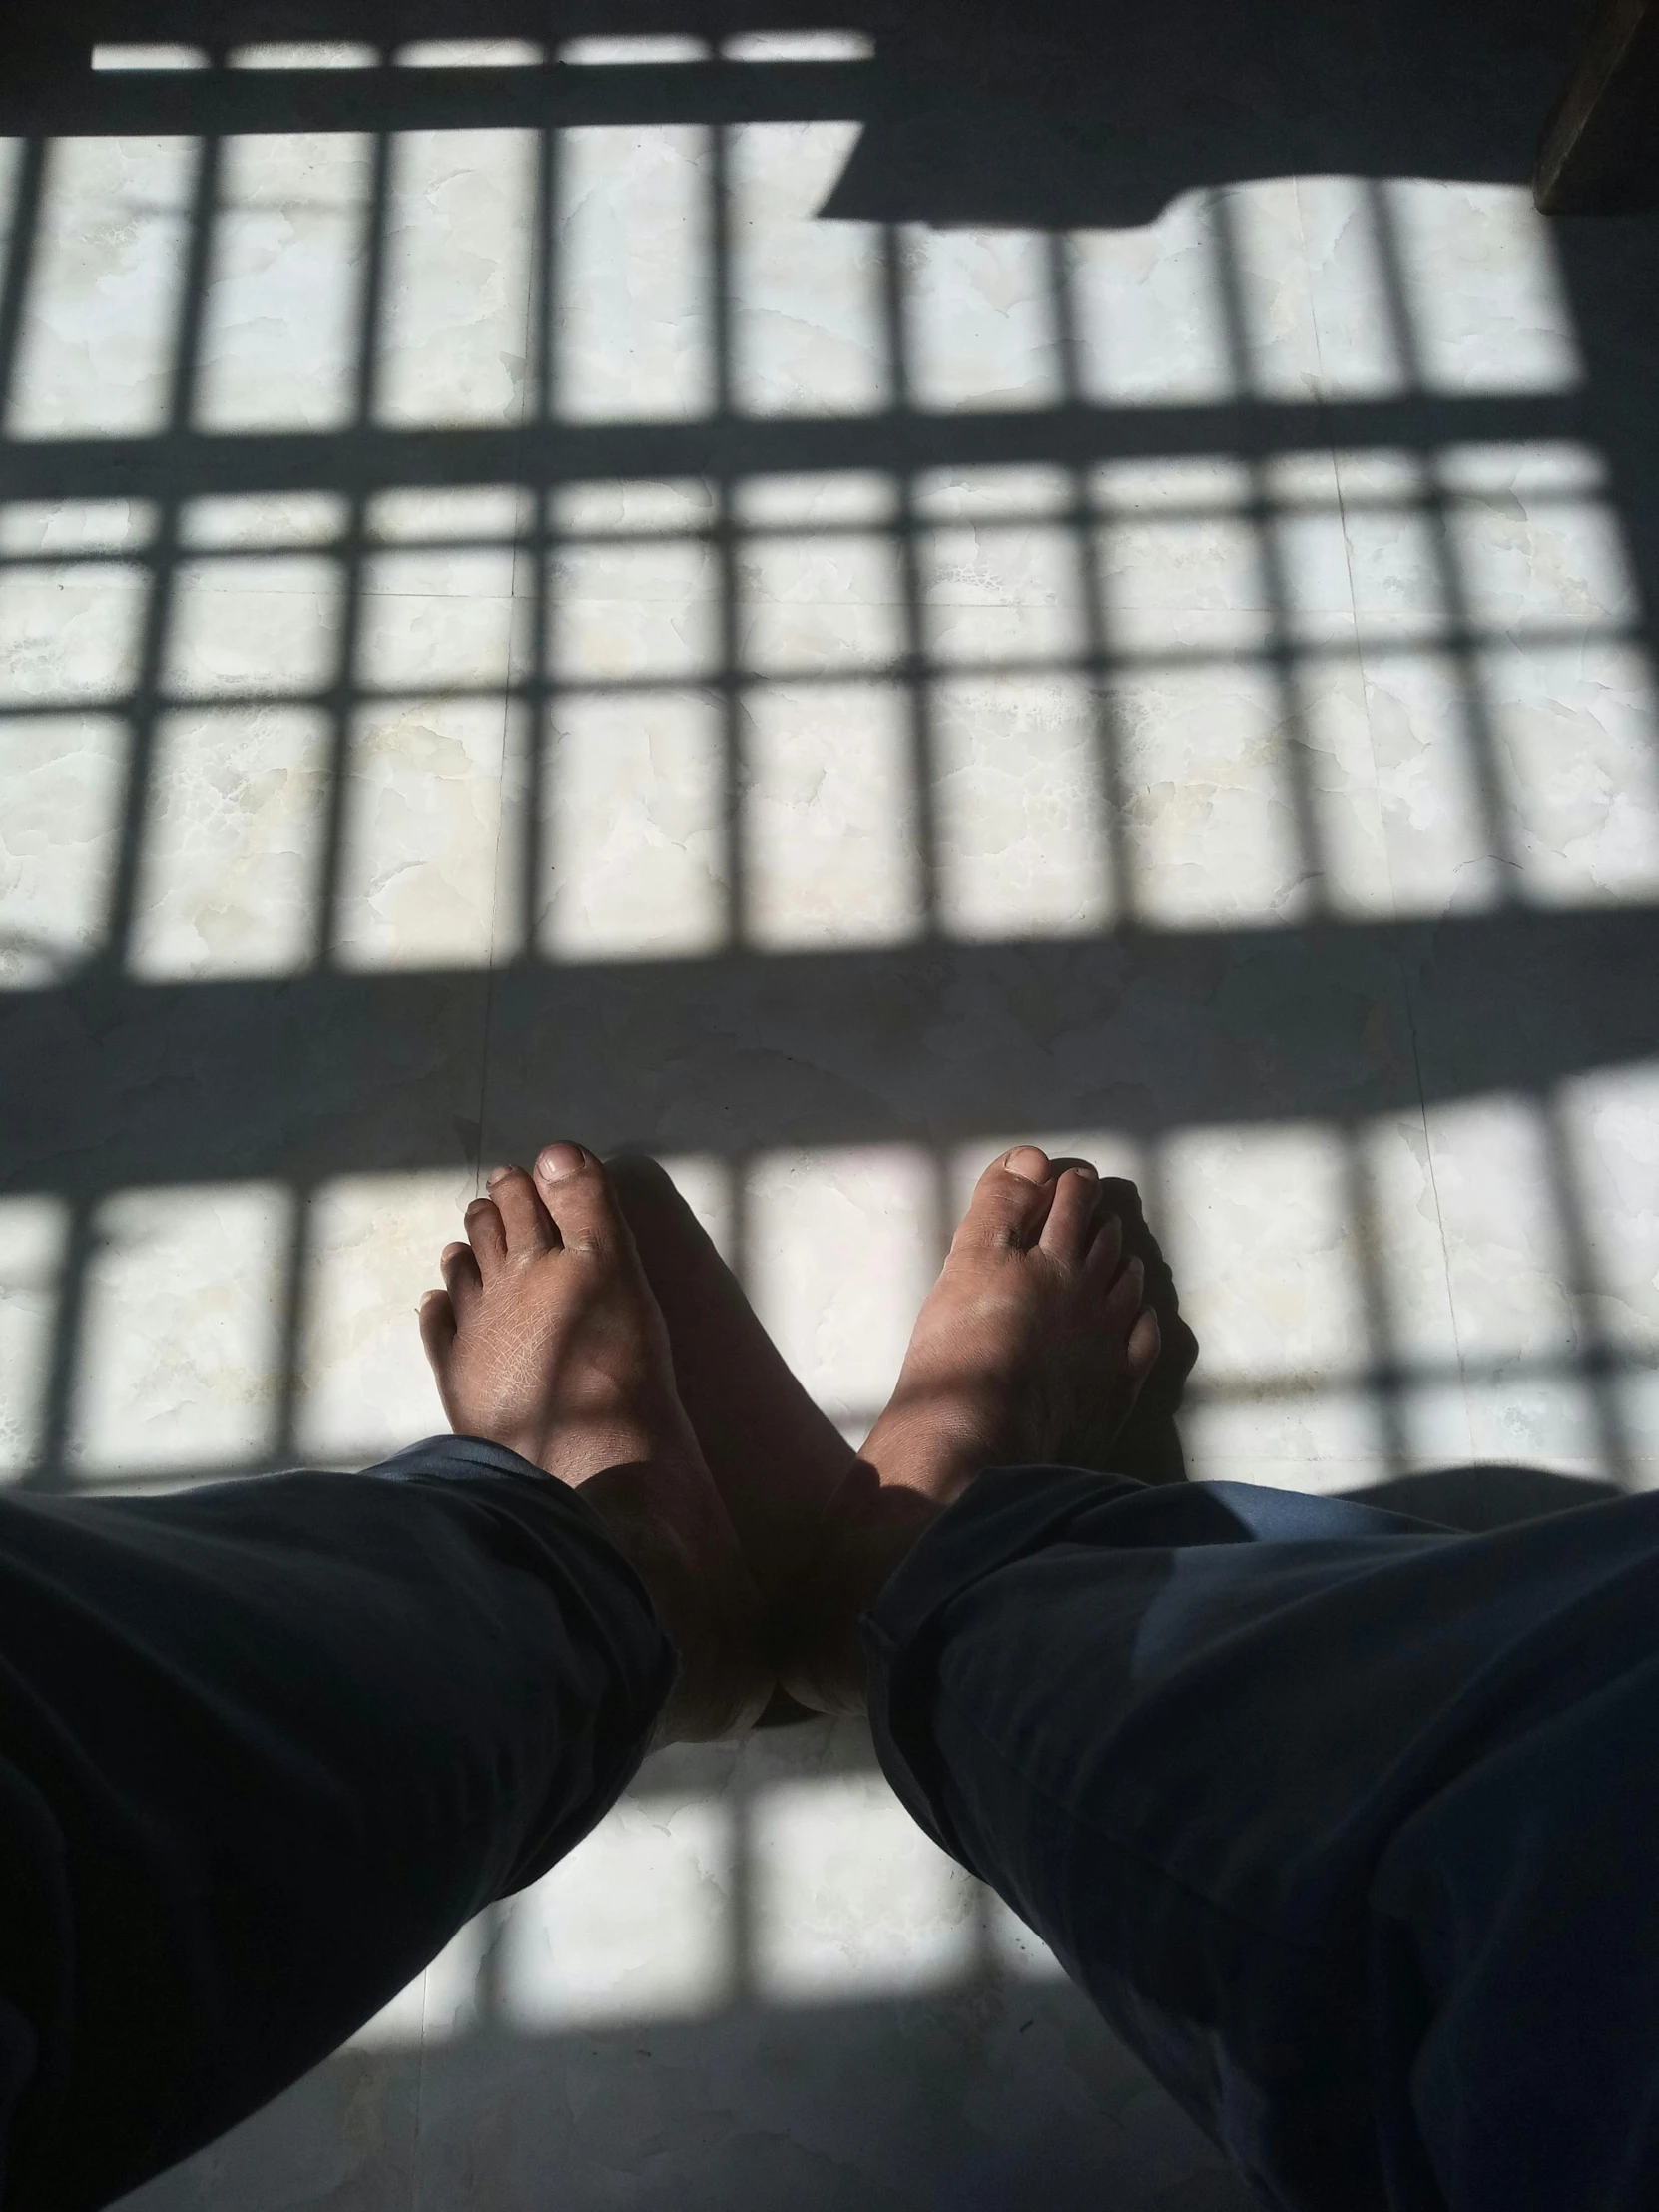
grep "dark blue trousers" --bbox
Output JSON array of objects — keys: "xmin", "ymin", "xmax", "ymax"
[{"xmin": 1, "ymin": 1442, "xmax": 1654, "ymax": 2210}]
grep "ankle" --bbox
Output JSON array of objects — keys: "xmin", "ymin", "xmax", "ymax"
[
  {"xmin": 580, "ymin": 1456, "xmax": 775, "ymax": 1740},
  {"xmin": 774, "ymin": 1461, "xmax": 943, "ymax": 1715},
  {"xmin": 859, "ymin": 1394, "xmax": 1004, "ymax": 1508}
]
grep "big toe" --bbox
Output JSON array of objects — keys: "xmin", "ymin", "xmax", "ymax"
[
  {"xmin": 535, "ymin": 1141, "xmax": 625, "ymax": 1255},
  {"xmin": 957, "ymin": 1146, "xmax": 1056, "ymax": 1253}
]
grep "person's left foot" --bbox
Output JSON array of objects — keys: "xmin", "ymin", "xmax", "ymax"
[
  {"xmin": 419, "ymin": 1143, "xmax": 772, "ymax": 1742},
  {"xmin": 778, "ymin": 1147, "xmax": 1165, "ymax": 1714}
]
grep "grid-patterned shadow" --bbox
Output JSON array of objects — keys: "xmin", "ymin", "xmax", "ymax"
[{"xmin": 1, "ymin": 23, "xmax": 1658, "ymax": 2210}]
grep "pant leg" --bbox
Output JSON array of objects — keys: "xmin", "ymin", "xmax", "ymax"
[
  {"xmin": 0, "ymin": 1436, "xmax": 677, "ymax": 2212},
  {"xmin": 863, "ymin": 1466, "xmax": 1659, "ymax": 2212}
]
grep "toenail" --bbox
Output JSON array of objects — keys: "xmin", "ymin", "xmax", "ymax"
[
  {"xmin": 1003, "ymin": 1145, "xmax": 1049, "ymax": 1184},
  {"xmin": 486, "ymin": 1165, "xmax": 510, "ymax": 1188},
  {"xmin": 536, "ymin": 1141, "xmax": 587, "ymax": 1182}
]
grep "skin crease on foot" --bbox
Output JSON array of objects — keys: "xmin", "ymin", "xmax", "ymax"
[{"xmin": 420, "ymin": 1140, "xmax": 1184, "ymax": 1734}]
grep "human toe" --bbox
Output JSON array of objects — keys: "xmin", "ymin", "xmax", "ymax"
[
  {"xmin": 1085, "ymin": 1211, "xmax": 1125, "ymax": 1279},
  {"xmin": 464, "ymin": 1196, "xmax": 507, "ymax": 1271},
  {"xmin": 1038, "ymin": 1161, "xmax": 1100, "ymax": 1261},
  {"xmin": 535, "ymin": 1141, "xmax": 624, "ymax": 1255},
  {"xmin": 418, "ymin": 1285, "xmax": 457, "ymax": 1369},
  {"xmin": 1126, "ymin": 1306, "xmax": 1160, "ymax": 1380},
  {"xmin": 441, "ymin": 1238, "xmax": 483, "ymax": 1308},
  {"xmin": 1103, "ymin": 1254, "xmax": 1146, "ymax": 1336},
  {"xmin": 957, "ymin": 1146, "xmax": 1056, "ymax": 1253},
  {"xmin": 485, "ymin": 1164, "xmax": 553, "ymax": 1253}
]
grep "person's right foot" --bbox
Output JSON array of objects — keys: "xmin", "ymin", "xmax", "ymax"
[
  {"xmin": 418, "ymin": 1143, "xmax": 772, "ymax": 1742},
  {"xmin": 781, "ymin": 1147, "xmax": 1172, "ymax": 1713}
]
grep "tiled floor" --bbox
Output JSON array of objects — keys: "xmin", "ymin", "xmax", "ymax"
[{"xmin": 2, "ymin": 8, "xmax": 1658, "ymax": 2208}]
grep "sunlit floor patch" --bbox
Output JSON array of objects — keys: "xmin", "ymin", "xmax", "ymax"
[
  {"xmin": 500, "ymin": 1793, "xmax": 735, "ymax": 2027},
  {"xmin": 752, "ymin": 1772, "xmax": 979, "ymax": 2002},
  {"xmin": 69, "ymin": 1185, "xmax": 290, "ymax": 1480}
]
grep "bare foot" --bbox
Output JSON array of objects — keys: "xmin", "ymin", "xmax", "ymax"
[
  {"xmin": 781, "ymin": 1146, "xmax": 1163, "ymax": 1713},
  {"xmin": 604, "ymin": 1155, "xmax": 856, "ymax": 1597},
  {"xmin": 1092, "ymin": 1174, "xmax": 1198, "ymax": 1485},
  {"xmin": 418, "ymin": 1142, "xmax": 771, "ymax": 1742},
  {"xmin": 861, "ymin": 1146, "xmax": 1161, "ymax": 1502},
  {"xmin": 605, "ymin": 1154, "xmax": 857, "ymax": 1725}
]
